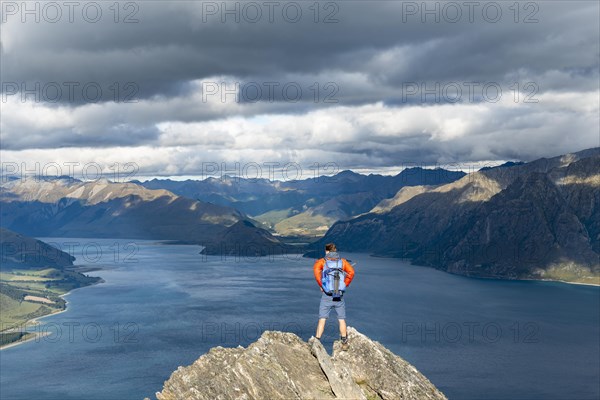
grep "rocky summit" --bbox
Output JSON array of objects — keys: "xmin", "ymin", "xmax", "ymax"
[{"xmin": 154, "ymin": 327, "xmax": 446, "ymax": 400}]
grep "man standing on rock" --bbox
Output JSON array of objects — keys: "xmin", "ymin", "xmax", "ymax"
[{"xmin": 313, "ymin": 243, "xmax": 355, "ymax": 350}]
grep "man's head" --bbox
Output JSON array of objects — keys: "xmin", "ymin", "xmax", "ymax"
[{"xmin": 325, "ymin": 243, "xmax": 337, "ymax": 253}]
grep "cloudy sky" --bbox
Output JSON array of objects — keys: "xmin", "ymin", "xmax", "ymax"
[{"xmin": 1, "ymin": 1, "xmax": 598, "ymax": 180}]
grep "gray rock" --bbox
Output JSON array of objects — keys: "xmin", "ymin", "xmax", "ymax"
[
  {"xmin": 332, "ymin": 327, "xmax": 447, "ymax": 400},
  {"xmin": 155, "ymin": 328, "xmax": 446, "ymax": 400},
  {"xmin": 309, "ymin": 337, "xmax": 366, "ymax": 400}
]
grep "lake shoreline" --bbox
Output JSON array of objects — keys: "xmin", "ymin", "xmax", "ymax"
[
  {"xmin": 342, "ymin": 252, "xmax": 600, "ymax": 287},
  {"xmin": 0, "ymin": 272, "xmax": 105, "ymax": 351},
  {"xmin": 457, "ymin": 272, "xmax": 600, "ymax": 287},
  {"xmin": 0, "ymin": 331, "xmax": 51, "ymax": 351},
  {"xmin": 546, "ymin": 279, "xmax": 600, "ymax": 287}
]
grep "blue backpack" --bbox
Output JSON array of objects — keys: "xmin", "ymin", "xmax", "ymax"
[{"xmin": 322, "ymin": 258, "xmax": 346, "ymax": 300}]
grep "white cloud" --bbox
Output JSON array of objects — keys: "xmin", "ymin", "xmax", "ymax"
[{"xmin": 2, "ymin": 88, "xmax": 598, "ymax": 179}]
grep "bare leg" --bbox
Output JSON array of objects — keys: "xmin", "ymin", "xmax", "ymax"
[
  {"xmin": 316, "ymin": 318, "xmax": 326, "ymax": 338},
  {"xmin": 339, "ymin": 319, "xmax": 347, "ymax": 337}
]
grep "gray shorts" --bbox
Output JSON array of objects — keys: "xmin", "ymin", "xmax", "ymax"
[{"xmin": 318, "ymin": 293, "xmax": 346, "ymax": 320}]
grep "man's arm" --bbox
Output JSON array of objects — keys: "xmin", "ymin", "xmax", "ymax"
[
  {"xmin": 313, "ymin": 259, "xmax": 325, "ymax": 288},
  {"xmin": 342, "ymin": 259, "xmax": 355, "ymax": 286}
]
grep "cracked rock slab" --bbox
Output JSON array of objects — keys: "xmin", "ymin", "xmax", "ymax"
[{"xmin": 156, "ymin": 328, "xmax": 447, "ymax": 400}]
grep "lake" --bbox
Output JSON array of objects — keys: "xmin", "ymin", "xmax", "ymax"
[{"xmin": 1, "ymin": 238, "xmax": 598, "ymax": 400}]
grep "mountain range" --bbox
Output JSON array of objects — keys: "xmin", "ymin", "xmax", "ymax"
[
  {"xmin": 308, "ymin": 148, "xmax": 600, "ymax": 284},
  {"xmin": 0, "ymin": 176, "xmax": 295, "ymax": 256},
  {"xmin": 2, "ymin": 148, "xmax": 597, "ymax": 282},
  {"xmin": 0, "ymin": 168, "xmax": 464, "ymax": 255},
  {"xmin": 137, "ymin": 168, "xmax": 465, "ymax": 237},
  {"xmin": 0, "ymin": 177, "xmax": 246, "ymax": 242}
]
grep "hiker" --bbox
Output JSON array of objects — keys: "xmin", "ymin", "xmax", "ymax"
[{"xmin": 313, "ymin": 243, "xmax": 355, "ymax": 350}]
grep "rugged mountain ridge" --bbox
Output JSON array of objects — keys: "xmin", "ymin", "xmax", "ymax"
[
  {"xmin": 0, "ymin": 178, "xmax": 286, "ymax": 254},
  {"xmin": 310, "ymin": 148, "xmax": 600, "ymax": 284},
  {"xmin": 0, "ymin": 176, "xmax": 173, "ymax": 205},
  {"xmin": 138, "ymin": 168, "xmax": 466, "ymax": 236},
  {"xmin": 0, "ymin": 227, "xmax": 74, "ymax": 269},
  {"xmin": 154, "ymin": 327, "xmax": 446, "ymax": 400}
]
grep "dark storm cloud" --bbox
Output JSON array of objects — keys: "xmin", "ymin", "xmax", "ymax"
[{"xmin": 3, "ymin": 1, "xmax": 598, "ymax": 102}]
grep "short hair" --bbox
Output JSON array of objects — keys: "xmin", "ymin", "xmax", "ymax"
[{"xmin": 325, "ymin": 243, "xmax": 337, "ymax": 252}]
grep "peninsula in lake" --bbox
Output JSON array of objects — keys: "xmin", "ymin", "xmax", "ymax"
[{"xmin": 0, "ymin": 228, "xmax": 101, "ymax": 348}]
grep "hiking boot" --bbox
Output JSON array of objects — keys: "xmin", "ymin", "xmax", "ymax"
[{"xmin": 341, "ymin": 339, "xmax": 349, "ymax": 351}]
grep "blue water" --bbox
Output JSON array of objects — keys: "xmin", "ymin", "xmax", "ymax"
[{"xmin": 1, "ymin": 238, "xmax": 598, "ymax": 400}]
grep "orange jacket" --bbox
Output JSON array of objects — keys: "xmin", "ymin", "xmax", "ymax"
[{"xmin": 313, "ymin": 257, "xmax": 355, "ymax": 288}]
